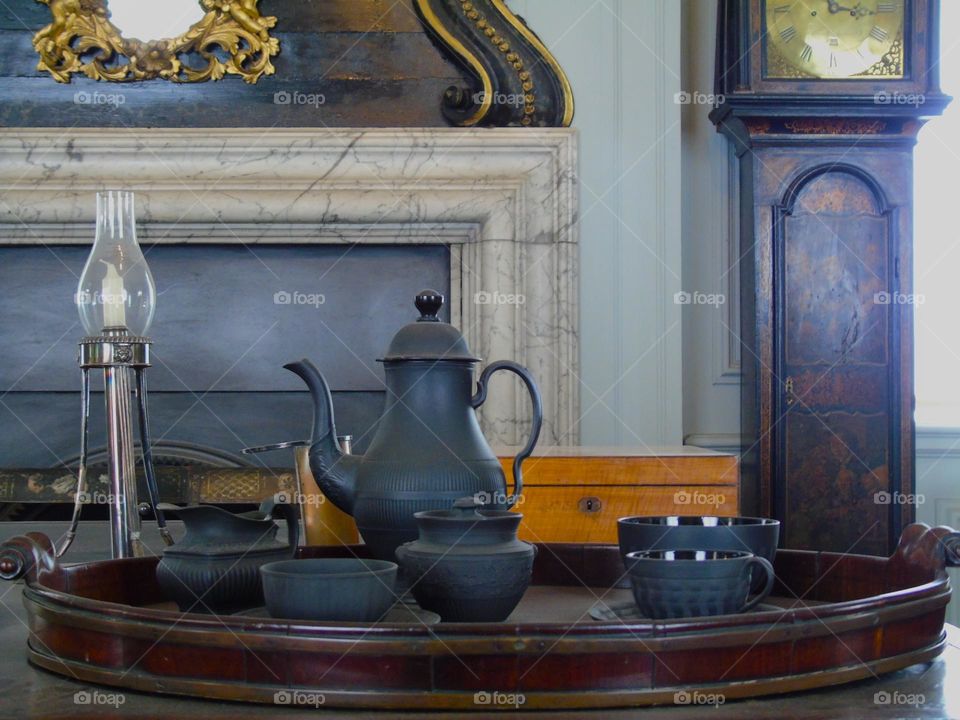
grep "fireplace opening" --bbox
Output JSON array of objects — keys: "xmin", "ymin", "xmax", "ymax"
[{"xmin": 0, "ymin": 242, "xmax": 451, "ymax": 470}]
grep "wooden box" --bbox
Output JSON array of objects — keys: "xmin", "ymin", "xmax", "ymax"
[
  {"xmin": 497, "ymin": 446, "xmax": 739, "ymax": 544},
  {"xmin": 299, "ymin": 446, "xmax": 739, "ymax": 547}
]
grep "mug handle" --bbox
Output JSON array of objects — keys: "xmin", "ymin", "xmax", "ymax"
[
  {"xmin": 259, "ymin": 497, "xmax": 301, "ymax": 557},
  {"xmin": 741, "ymin": 556, "xmax": 775, "ymax": 612},
  {"xmin": 471, "ymin": 360, "xmax": 543, "ymax": 508}
]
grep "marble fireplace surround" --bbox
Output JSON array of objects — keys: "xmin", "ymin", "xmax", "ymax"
[{"xmin": 0, "ymin": 128, "xmax": 579, "ymax": 446}]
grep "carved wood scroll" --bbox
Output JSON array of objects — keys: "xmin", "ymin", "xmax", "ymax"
[{"xmin": 415, "ymin": 0, "xmax": 574, "ymax": 127}]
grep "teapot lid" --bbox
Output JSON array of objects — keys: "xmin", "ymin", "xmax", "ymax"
[{"xmin": 380, "ymin": 290, "xmax": 480, "ymax": 363}]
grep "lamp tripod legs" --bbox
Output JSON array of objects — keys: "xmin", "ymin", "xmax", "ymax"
[
  {"xmin": 135, "ymin": 368, "xmax": 172, "ymax": 546},
  {"xmin": 57, "ymin": 368, "xmax": 90, "ymax": 558}
]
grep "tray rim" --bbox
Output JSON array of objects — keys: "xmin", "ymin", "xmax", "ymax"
[{"xmin": 3, "ymin": 523, "xmax": 958, "ymax": 710}]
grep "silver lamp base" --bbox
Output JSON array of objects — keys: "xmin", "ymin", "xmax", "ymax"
[{"xmin": 60, "ymin": 331, "xmax": 170, "ymax": 560}]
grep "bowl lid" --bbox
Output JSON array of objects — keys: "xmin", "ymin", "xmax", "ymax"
[
  {"xmin": 414, "ymin": 496, "xmax": 519, "ymax": 523},
  {"xmin": 379, "ymin": 290, "xmax": 480, "ymax": 363}
]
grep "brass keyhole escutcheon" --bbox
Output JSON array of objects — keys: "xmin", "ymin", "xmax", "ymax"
[
  {"xmin": 578, "ymin": 497, "xmax": 602, "ymax": 514},
  {"xmin": 785, "ymin": 377, "xmax": 795, "ymax": 406}
]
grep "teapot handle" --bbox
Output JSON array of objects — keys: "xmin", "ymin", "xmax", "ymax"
[{"xmin": 471, "ymin": 360, "xmax": 543, "ymax": 508}]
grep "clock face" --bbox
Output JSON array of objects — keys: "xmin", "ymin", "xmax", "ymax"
[{"xmin": 764, "ymin": 0, "xmax": 906, "ymax": 79}]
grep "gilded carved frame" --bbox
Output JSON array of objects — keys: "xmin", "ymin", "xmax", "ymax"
[
  {"xmin": 415, "ymin": 0, "xmax": 574, "ymax": 127},
  {"xmin": 33, "ymin": 0, "xmax": 280, "ymax": 83}
]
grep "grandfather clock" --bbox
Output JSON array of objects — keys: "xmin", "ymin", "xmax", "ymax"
[{"xmin": 712, "ymin": 0, "xmax": 949, "ymax": 554}]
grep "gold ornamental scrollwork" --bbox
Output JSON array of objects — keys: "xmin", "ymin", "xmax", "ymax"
[
  {"xmin": 414, "ymin": 0, "xmax": 573, "ymax": 127},
  {"xmin": 33, "ymin": 0, "xmax": 280, "ymax": 83}
]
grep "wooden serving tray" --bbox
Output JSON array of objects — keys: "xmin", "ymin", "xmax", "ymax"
[{"xmin": 0, "ymin": 523, "xmax": 958, "ymax": 711}]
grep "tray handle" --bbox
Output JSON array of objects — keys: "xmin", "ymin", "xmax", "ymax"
[
  {"xmin": 0, "ymin": 533, "xmax": 58, "ymax": 584},
  {"xmin": 944, "ymin": 532, "xmax": 960, "ymax": 568}
]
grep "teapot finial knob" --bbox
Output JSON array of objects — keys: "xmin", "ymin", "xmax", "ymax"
[{"xmin": 415, "ymin": 290, "xmax": 444, "ymax": 322}]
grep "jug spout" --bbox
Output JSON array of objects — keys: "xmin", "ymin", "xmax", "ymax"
[{"xmin": 284, "ymin": 359, "xmax": 359, "ymax": 515}]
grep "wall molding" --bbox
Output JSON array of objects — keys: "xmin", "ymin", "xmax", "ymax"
[
  {"xmin": 714, "ymin": 142, "xmax": 742, "ymax": 384},
  {"xmin": 652, "ymin": 0, "xmax": 683, "ymax": 442},
  {"xmin": 916, "ymin": 427, "xmax": 960, "ymax": 459},
  {"xmin": 683, "ymin": 433, "xmax": 747, "ymax": 454},
  {"xmin": 0, "ymin": 127, "xmax": 580, "ymax": 446}
]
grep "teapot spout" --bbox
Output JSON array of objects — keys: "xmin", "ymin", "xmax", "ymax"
[{"xmin": 284, "ymin": 359, "xmax": 359, "ymax": 515}]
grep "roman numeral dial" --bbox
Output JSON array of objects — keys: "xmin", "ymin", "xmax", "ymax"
[{"xmin": 764, "ymin": 0, "xmax": 905, "ymax": 79}]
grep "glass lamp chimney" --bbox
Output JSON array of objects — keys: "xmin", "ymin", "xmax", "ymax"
[{"xmin": 76, "ymin": 191, "xmax": 155, "ymax": 336}]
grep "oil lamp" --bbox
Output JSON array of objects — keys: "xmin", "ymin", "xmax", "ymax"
[{"xmin": 63, "ymin": 190, "xmax": 171, "ymax": 558}]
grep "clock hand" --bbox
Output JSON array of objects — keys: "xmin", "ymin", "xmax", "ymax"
[{"xmin": 828, "ymin": 0, "xmax": 875, "ymax": 15}]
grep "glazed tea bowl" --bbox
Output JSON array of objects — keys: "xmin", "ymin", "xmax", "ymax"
[
  {"xmin": 618, "ymin": 516, "xmax": 780, "ymax": 561},
  {"xmin": 618, "ymin": 515, "xmax": 779, "ymax": 590},
  {"xmin": 625, "ymin": 549, "xmax": 775, "ymax": 619},
  {"xmin": 260, "ymin": 558, "xmax": 397, "ymax": 622}
]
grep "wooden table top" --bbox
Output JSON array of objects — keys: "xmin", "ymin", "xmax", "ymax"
[
  {"xmin": 1, "ymin": 585, "xmax": 957, "ymax": 719},
  {"xmin": 493, "ymin": 445, "xmax": 736, "ymax": 457}
]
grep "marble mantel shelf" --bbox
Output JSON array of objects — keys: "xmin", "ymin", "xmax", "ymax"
[{"xmin": 0, "ymin": 128, "xmax": 579, "ymax": 446}]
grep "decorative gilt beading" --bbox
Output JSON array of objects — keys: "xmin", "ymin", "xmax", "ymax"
[
  {"xmin": 414, "ymin": 0, "xmax": 573, "ymax": 127},
  {"xmin": 33, "ymin": 0, "xmax": 280, "ymax": 84}
]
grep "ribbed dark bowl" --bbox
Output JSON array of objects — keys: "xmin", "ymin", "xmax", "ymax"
[{"xmin": 260, "ymin": 558, "xmax": 398, "ymax": 622}]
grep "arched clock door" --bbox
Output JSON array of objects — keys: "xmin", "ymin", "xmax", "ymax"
[{"xmin": 773, "ymin": 165, "xmax": 902, "ymax": 556}]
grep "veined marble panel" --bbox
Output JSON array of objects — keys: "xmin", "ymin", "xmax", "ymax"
[{"xmin": 0, "ymin": 128, "xmax": 579, "ymax": 445}]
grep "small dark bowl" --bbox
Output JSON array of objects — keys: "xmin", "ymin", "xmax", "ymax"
[
  {"xmin": 625, "ymin": 549, "xmax": 775, "ymax": 619},
  {"xmin": 260, "ymin": 558, "xmax": 397, "ymax": 622},
  {"xmin": 618, "ymin": 515, "xmax": 779, "ymax": 590}
]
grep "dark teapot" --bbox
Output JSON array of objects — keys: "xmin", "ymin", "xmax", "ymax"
[{"xmin": 285, "ymin": 289, "xmax": 543, "ymax": 561}]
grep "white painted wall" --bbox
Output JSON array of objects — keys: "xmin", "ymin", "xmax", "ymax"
[
  {"xmin": 508, "ymin": 0, "xmax": 684, "ymax": 446},
  {"xmin": 679, "ymin": 0, "xmax": 742, "ymax": 452},
  {"xmin": 915, "ymin": 429, "xmax": 960, "ymax": 626}
]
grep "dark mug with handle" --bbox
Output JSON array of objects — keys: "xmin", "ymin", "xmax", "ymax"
[{"xmin": 625, "ymin": 549, "xmax": 776, "ymax": 620}]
